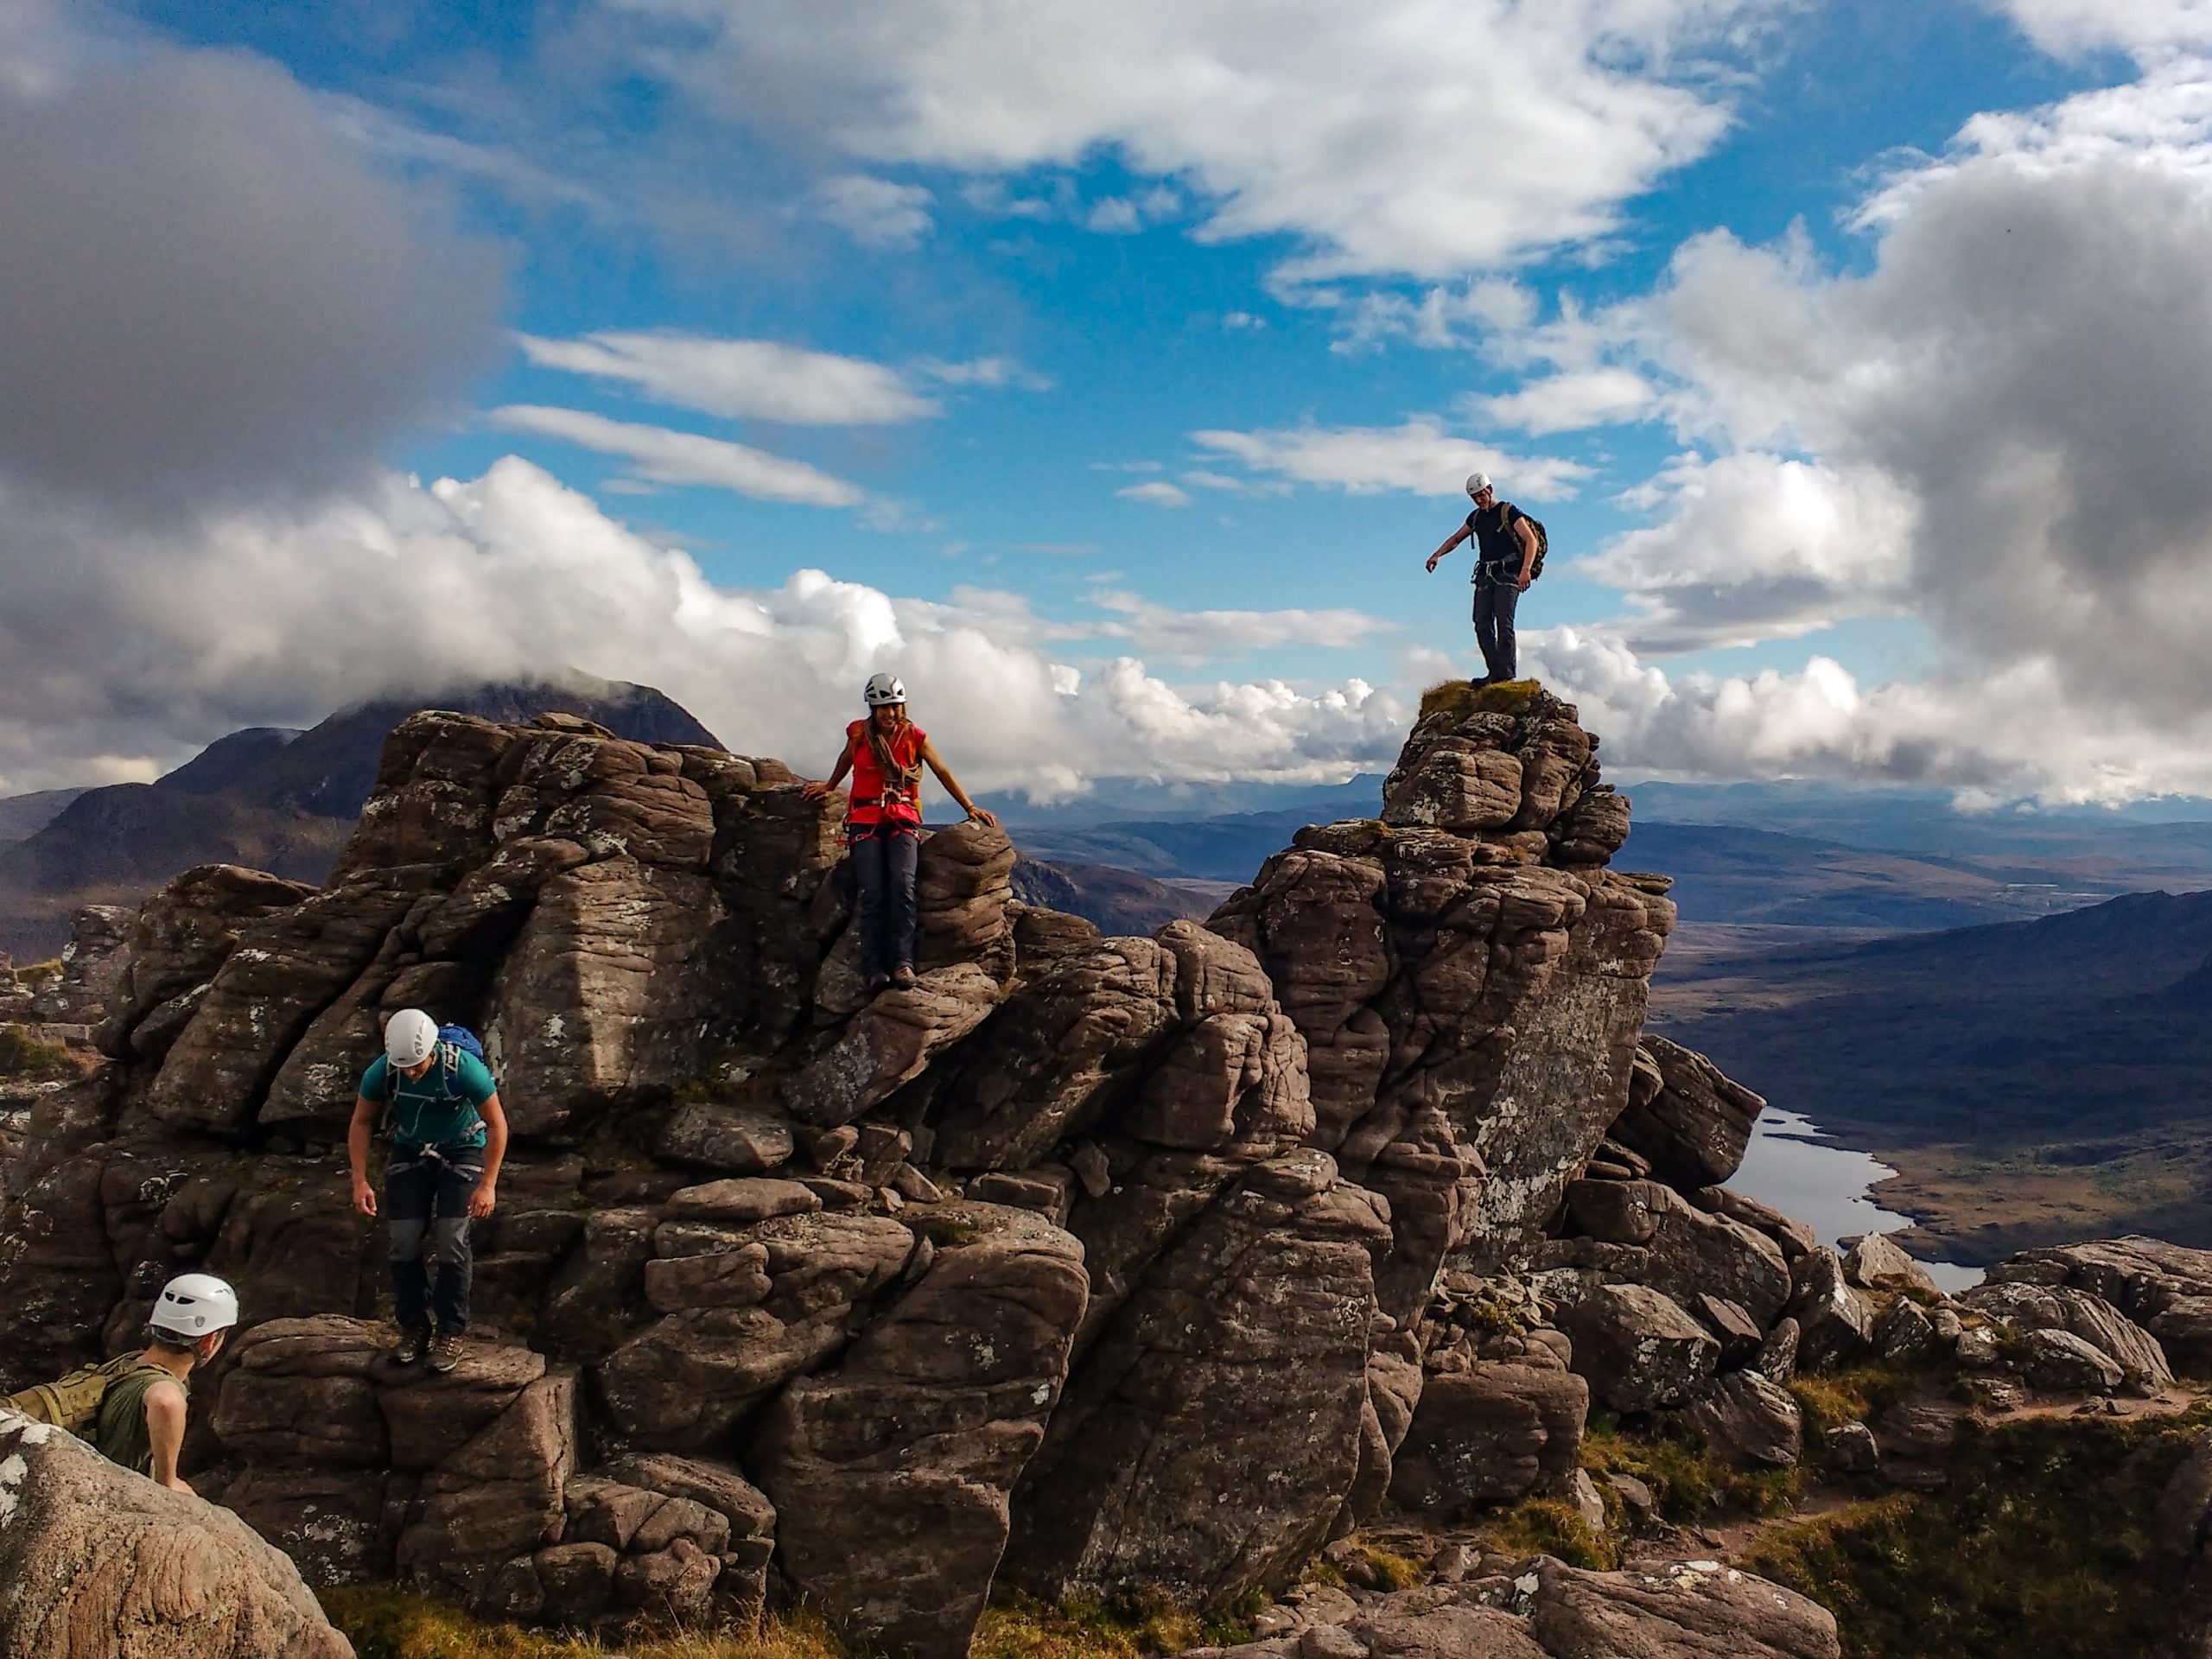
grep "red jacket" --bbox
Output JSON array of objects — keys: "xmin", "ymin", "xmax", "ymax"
[{"xmin": 846, "ymin": 719, "xmax": 926, "ymax": 829}]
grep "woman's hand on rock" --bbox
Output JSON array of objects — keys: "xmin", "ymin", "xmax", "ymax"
[
  {"xmin": 967, "ymin": 805, "xmax": 1001, "ymax": 830},
  {"xmin": 800, "ymin": 780, "xmax": 832, "ymax": 801}
]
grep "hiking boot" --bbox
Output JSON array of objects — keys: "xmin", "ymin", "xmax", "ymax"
[
  {"xmin": 890, "ymin": 964, "xmax": 918, "ymax": 990},
  {"xmin": 429, "ymin": 1333, "xmax": 464, "ymax": 1374},
  {"xmin": 865, "ymin": 972, "xmax": 890, "ymax": 996},
  {"xmin": 391, "ymin": 1328, "xmax": 430, "ymax": 1366}
]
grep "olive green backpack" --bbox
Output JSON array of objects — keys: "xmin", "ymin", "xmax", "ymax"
[{"xmin": 3, "ymin": 1353, "xmax": 168, "ymax": 1435}]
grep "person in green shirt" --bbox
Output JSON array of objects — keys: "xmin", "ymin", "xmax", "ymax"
[
  {"xmin": 347, "ymin": 1008, "xmax": 509, "ymax": 1374},
  {"xmin": 93, "ymin": 1273, "xmax": 238, "ymax": 1492}
]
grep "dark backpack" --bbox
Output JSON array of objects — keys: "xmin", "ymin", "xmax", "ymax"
[
  {"xmin": 1469, "ymin": 504, "xmax": 1548, "ymax": 581},
  {"xmin": 1520, "ymin": 512, "xmax": 1548, "ymax": 582}
]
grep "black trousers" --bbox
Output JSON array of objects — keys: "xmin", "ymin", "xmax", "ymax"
[
  {"xmin": 385, "ymin": 1146, "xmax": 482, "ymax": 1335},
  {"xmin": 850, "ymin": 824, "xmax": 920, "ymax": 978},
  {"xmin": 1473, "ymin": 572, "xmax": 1521, "ymax": 682}
]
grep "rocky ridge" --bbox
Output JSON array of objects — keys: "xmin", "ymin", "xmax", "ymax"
[{"xmin": 0, "ymin": 684, "xmax": 2206, "ymax": 1659}]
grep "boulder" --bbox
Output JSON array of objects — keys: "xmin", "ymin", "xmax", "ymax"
[
  {"xmin": 1842, "ymin": 1233, "xmax": 1940, "ymax": 1299},
  {"xmin": 1958, "ymin": 1281, "xmax": 2173, "ymax": 1395},
  {"xmin": 1386, "ymin": 1364, "xmax": 1590, "ymax": 1518},
  {"xmin": 1689, "ymin": 1370, "xmax": 1803, "ymax": 1469},
  {"xmin": 1526, "ymin": 1556, "xmax": 1841, "ymax": 1659},
  {"xmin": 753, "ymin": 1211, "xmax": 1090, "ymax": 1659},
  {"xmin": 1607, "ymin": 1035, "xmax": 1765, "ymax": 1192},
  {"xmin": 653, "ymin": 1104, "xmax": 797, "ymax": 1174},
  {"xmin": 1007, "ymin": 1152, "xmax": 1392, "ymax": 1611},
  {"xmin": 1556, "ymin": 1285, "xmax": 1719, "ymax": 1414},
  {"xmin": 2018, "ymin": 1328, "xmax": 2126, "ymax": 1395},
  {"xmin": 1983, "ymin": 1236, "xmax": 2212, "ymax": 1378},
  {"xmin": 784, "ymin": 963, "xmax": 1003, "ymax": 1128},
  {"xmin": 0, "ymin": 1408, "xmax": 353, "ymax": 1658},
  {"xmin": 1787, "ymin": 1249, "xmax": 1872, "ymax": 1372}
]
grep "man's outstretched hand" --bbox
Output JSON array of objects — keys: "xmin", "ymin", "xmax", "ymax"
[{"xmin": 1425, "ymin": 553, "xmax": 1441, "ymax": 572}]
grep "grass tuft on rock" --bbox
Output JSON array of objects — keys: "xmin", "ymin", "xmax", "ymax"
[
  {"xmin": 1581, "ymin": 1418, "xmax": 1801, "ymax": 1523},
  {"xmin": 320, "ymin": 1588, "xmax": 845, "ymax": 1659},
  {"xmin": 1417, "ymin": 679, "xmax": 1541, "ymax": 722},
  {"xmin": 1486, "ymin": 1497, "xmax": 1617, "ymax": 1570},
  {"xmin": 976, "ymin": 1585, "xmax": 1263, "ymax": 1659},
  {"xmin": 0, "ymin": 1025, "xmax": 77, "ymax": 1081}
]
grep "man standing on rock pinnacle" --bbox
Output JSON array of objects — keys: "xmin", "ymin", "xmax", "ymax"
[
  {"xmin": 1425, "ymin": 472, "xmax": 1541, "ymax": 686},
  {"xmin": 347, "ymin": 1008, "xmax": 509, "ymax": 1374}
]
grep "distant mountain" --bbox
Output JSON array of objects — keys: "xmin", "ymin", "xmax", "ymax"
[
  {"xmin": 1653, "ymin": 888, "xmax": 2212, "ymax": 1261},
  {"xmin": 0, "ymin": 789, "xmax": 86, "ymax": 848},
  {"xmin": 1618, "ymin": 820, "xmax": 2120, "ymax": 931},
  {"xmin": 1009, "ymin": 856, "xmax": 1217, "ymax": 936},
  {"xmin": 0, "ymin": 676, "xmax": 721, "ymax": 958},
  {"xmin": 1007, "ymin": 808, "xmax": 1326, "ymax": 886}
]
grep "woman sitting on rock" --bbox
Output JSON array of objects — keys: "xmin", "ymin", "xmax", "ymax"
[{"xmin": 802, "ymin": 673, "xmax": 999, "ymax": 994}]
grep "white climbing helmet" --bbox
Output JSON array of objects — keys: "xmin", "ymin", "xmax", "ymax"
[
  {"xmin": 385, "ymin": 1007, "xmax": 440, "ymax": 1069},
  {"xmin": 1465, "ymin": 472, "xmax": 1492, "ymax": 499},
  {"xmin": 863, "ymin": 672, "xmax": 906, "ymax": 708},
  {"xmin": 153, "ymin": 1273, "xmax": 238, "ymax": 1339}
]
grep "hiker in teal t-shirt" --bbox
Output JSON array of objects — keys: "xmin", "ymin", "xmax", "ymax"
[{"xmin": 346, "ymin": 1008, "xmax": 509, "ymax": 1373}]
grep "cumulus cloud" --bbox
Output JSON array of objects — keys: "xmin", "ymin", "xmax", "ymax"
[
  {"xmin": 1478, "ymin": 367, "xmax": 1657, "ymax": 435},
  {"xmin": 0, "ymin": 459, "xmax": 1406, "ymax": 798},
  {"xmin": 516, "ymin": 332, "xmax": 940, "ymax": 424},
  {"xmin": 489, "ymin": 406, "xmax": 866, "ymax": 505},
  {"xmin": 1193, "ymin": 420, "xmax": 1588, "ymax": 499},
  {"xmin": 1580, "ymin": 453, "xmax": 1917, "ymax": 653},
  {"xmin": 810, "ymin": 173, "xmax": 936, "ymax": 247},
  {"xmin": 1525, "ymin": 627, "xmax": 2212, "ymax": 804},
  {"xmin": 593, "ymin": 0, "xmax": 1785, "ymax": 280},
  {"xmin": 0, "ymin": 43, "xmax": 501, "ymax": 510},
  {"xmin": 1637, "ymin": 119, "xmax": 2212, "ymax": 731}
]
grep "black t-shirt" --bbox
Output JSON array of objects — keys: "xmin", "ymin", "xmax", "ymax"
[{"xmin": 1465, "ymin": 503, "xmax": 1528, "ymax": 575}]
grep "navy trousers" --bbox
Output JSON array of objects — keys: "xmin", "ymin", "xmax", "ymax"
[
  {"xmin": 1473, "ymin": 572, "xmax": 1521, "ymax": 682},
  {"xmin": 385, "ymin": 1146, "xmax": 481, "ymax": 1335},
  {"xmin": 850, "ymin": 825, "xmax": 920, "ymax": 978}
]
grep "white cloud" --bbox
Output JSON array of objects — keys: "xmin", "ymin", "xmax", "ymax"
[
  {"xmin": 598, "ymin": 0, "xmax": 1788, "ymax": 280},
  {"xmin": 1580, "ymin": 452, "xmax": 1918, "ymax": 653},
  {"xmin": 489, "ymin": 405, "xmax": 866, "ymax": 505},
  {"xmin": 810, "ymin": 173, "xmax": 936, "ymax": 247},
  {"xmin": 1330, "ymin": 280, "xmax": 1540, "ymax": 353},
  {"xmin": 1478, "ymin": 367, "xmax": 1657, "ymax": 435},
  {"xmin": 1193, "ymin": 419, "xmax": 1588, "ymax": 499},
  {"xmin": 1986, "ymin": 0, "xmax": 2212, "ymax": 59},
  {"xmin": 1117, "ymin": 480, "xmax": 1192, "ymax": 508},
  {"xmin": 0, "ymin": 458, "xmax": 1406, "ymax": 798},
  {"xmin": 515, "ymin": 332, "xmax": 939, "ymax": 425},
  {"xmin": 1529, "ymin": 626, "xmax": 2212, "ymax": 804}
]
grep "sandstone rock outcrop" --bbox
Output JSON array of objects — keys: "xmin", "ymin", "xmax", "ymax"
[
  {"xmin": 0, "ymin": 683, "xmax": 2059, "ymax": 1659},
  {"xmin": 0, "ymin": 1408, "xmax": 353, "ymax": 1659}
]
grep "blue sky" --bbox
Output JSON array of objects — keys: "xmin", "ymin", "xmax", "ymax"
[{"xmin": 6, "ymin": 0, "xmax": 2212, "ymax": 803}]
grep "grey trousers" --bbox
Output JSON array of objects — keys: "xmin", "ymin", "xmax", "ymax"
[{"xmin": 1473, "ymin": 573, "xmax": 1521, "ymax": 682}]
